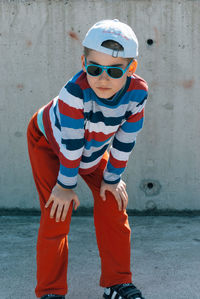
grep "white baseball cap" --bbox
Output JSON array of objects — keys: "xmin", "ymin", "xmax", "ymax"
[{"xmin": 82, "ymin": 19, "xmax": 138, "ymax": 58}]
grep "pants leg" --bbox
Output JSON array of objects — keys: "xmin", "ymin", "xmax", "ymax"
[
  {"xmin": 27, "ymin": 113, "xmax": 72, "ymax": 298},
  {"xmin": 81, "ymin": 152, "xmax": 132, "ymax": 287}
]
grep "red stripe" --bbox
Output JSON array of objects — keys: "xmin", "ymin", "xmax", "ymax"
[
  {"xmin": 59, "ymin": 152, "xmax": 81, "ymax": 168},
  {"xmin": 58, "ymin": 99, "xmax": 83, "ymax": 119},
  {"xmin": 109, "ymin": 152, "xmax": 127, "ymax": 168},
  {"xmin": 79, "ymin": 163, "xmax": 99, "ymax": 175},
  {"xmin": 75, "ymin": 72, "xmax": 90, "ymax": 90},
  {"xmin": 127, "ymin": 109, "xmax": 144, "ymax": 123},
  {"xmin": 127, "ymin": 75, "xmax": 148, "ymax": 92},
  {"xmin": 84, "ymin": 130, "xmax": 114, "ymax": 142}
]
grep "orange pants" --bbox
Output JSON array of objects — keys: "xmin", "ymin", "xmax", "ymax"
[{"xmin": 27, "ymin": 112, "xmax": 132, "ymax": 298}]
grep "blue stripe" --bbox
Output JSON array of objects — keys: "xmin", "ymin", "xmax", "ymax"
[
  {"xmin": 57, "ymin": 180, "xmax": 77, "ymax": 189},
  {"xmin": 85, "ymin": 138, "xmax": 110, "ymax": 150},
  {"xmin": 60, "ymin": 114, "xmax": 84, "ymax": 129},
  {"xmin": 120, "ymin": 90, "xmax": 148, "ymax": 105},
  {"xmin": 61, "ymin": 138, "xmax": 85, "ymax": 150},
  {"xmin": 128, "ymin": 90, "xmax": 148, "ymax": 103},
  {"xmin": 136, "ymin": 96, "xmax": 147, "ymax": 107},
  {"xmin": 59, "ymin": 164, "xmax": 79, "ymax": 177},
  {"xmin": 83, "ymin": 89, "xmax": 95, "ymax": 103},
  {"xmin": 106, "ymin": 161, "xmax": 125, "ymax": 175},
  {"xmin": 83, "ymin": 89, "xmax": 124, "ymax": 108},
  {"xmin": 65, "ymin": 81, "xmax": 83, "ymax": 99},
  {"xmin": 113, "ymin": 138, "xmax": 135, "ymax": 152},
  {"xmin": 121, "ymin": 118, "xmax": 143, "ymax": 133},
  {"xmin": 81, "ymin": 144, "xmax": 108, "ymax": 163},
  {"xmin": 84, "ymin": 111, "xmax": 124, "ymax": 126},
  {"xmin": 103, "ymin": 177, "xmax": 120, "ymax": 184}
]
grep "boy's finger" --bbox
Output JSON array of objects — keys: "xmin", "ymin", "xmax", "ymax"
[
  {"xmin": 61, "ymin": 202, "xmax": 70, "ymax": 221},
  {"xmin": 56, "ymin": 204, "xmax": 64, "ymax": 222},
  {"xmin": 50, "ymin": 201, "xmax": 58, "ymax": 218},
  {"xmin": 73, "ymin": 198, "xmax": 80, "ymax": 210},
  {"xmin": 116, "ymin": 194, "xmax": 122, "ymax": 211},
  {"xmin": 122, "ymin": 198, "xmax": 128, "ymax": 210},
  {"xmin": 45, "ymin": 196, "xmax": 53, "ymax": 208},
  {"xmin": 121, "ymin": 190, "xmax": 128, "ymax": 209},
  {"xmin": 100, "ymin": 188, "xmax": 106, "ymax": 201}
]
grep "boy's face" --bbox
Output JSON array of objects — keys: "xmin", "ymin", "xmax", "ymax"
[{"xmin": 81, "ymin": 50, "xmax": 135, "ymax": 99}]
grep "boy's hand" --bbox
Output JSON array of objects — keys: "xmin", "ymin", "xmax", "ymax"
[
  {"xmin": 100, "ymin": 180, "xmax": 128, "ymax": 211},
  {"xmin": 45, "ymin": 183, "xmax": 80, "ymax": 222}
]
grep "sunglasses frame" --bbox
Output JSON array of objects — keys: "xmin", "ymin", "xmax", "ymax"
[{"xmin": 84, "ymin": 57, "xmax": 133, "ymax": 79}]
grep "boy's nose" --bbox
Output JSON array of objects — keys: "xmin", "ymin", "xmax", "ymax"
[{"xmin": 99, "ymin": 70, "xmax": 109, "ymax": 80}]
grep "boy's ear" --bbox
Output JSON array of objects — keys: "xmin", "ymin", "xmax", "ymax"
[
  {"xmin": 128, "ymin": 59, "xmax": 137, "ymax": 76},
  {"xmin": 81, "ymin": 55, "xmax": 86, "ymax": 72}
]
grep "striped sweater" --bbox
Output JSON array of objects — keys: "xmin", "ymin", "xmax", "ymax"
[{"xmin": 42, "ymin": 70, "xmax": 148, "ymax": 189}]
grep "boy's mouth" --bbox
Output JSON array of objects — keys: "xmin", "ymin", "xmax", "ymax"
[{"xmin": 96, "ymin": 87, "xmax": 111, "ymax": 91}]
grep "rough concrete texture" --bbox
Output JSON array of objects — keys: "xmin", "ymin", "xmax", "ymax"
[
  {"xmin": 0, "ymin": 215, "xmax": 200, "ymax": 299},
  {"xmin": 0, "ymin": 0, "xmax": 200, "ymax": 210}
]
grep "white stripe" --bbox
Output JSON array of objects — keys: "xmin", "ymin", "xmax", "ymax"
[
  {"xmin": 79, "ymin": 156, "xmax": 102, "ymax": 170},
  {"xmin": 111, "ymin": 147, "xmax": 130, "ymax": 161},
  {"xmin": 59, "ymin": 86, "xmax": 83, "ymax": 109},
  {"xmin": 52, "ymin": 96, "xmax": 59, "ymax": 106},
  {"xmin": 60, "ymin": 146, "xmax": 84, "ymax": 160},
  {"xmin": 61, "ymin": 127, "xmax": 84, "ymax": 140},
  {"xmin": 131, "ymin": 100, "xmax": 146, "ymax": 114},
  {"xmin": 115, "ymin": 128, "xmax": 138, "ymax": 143},
  {"xmin": 57, "ymin": 173, "xmax": 77, "ymax": 187},
  {"xmin": 85, "ymin": 121, "xmax": 119, "ymax": 134},
  {"xmin": 103, "ymin": 171, "xmax": 120, "ymax": 183},
  {"xmin": 84, "ymin": 101, "xmax": 129, "ymax": 117},
  {"xmin": 111, "ymin": 291, "xmax": 117, "ymax": 299}
]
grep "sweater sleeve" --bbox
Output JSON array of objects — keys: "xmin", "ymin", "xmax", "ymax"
[
  {"xmin": 57, "ymin": 82, "xmax": 85, "ymax": 189},
  {"xmin": 103, "ymin": 95, "xmax": 147, "ymax": 184}
]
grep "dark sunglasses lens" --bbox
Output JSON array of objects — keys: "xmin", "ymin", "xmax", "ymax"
[
  {"xmin": 87, "ymin": 65, "xmax": 102, "ymax": 76},
  {"xmin": 108, "ymin": 68, "xmax": 123, "ymax": 78}
]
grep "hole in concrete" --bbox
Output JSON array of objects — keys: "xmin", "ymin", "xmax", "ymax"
[
  {"xmin": 140, "ymin": 180, "xmax": 161, "ymax": 196},
  {"xmin": 147, "ymin": 182, "xmax": 154, "ymax": 189},
  {"xmin": 147, "ymin": 39, "xmax": 154, "ymax": 45}
]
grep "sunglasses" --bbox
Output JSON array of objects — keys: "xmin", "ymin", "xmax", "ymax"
[{"xmin": 84, "ymin": 58, "xmax": 133, "ymax": 79}]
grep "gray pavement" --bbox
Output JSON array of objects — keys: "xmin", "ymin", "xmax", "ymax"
[{"xmin": 0, "ymin": 215, "xmax": 200, "ymax": 299}]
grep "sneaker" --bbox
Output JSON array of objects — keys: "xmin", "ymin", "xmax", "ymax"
[
  {"xmin": 103, "ymin": 283, "xmax": 145, "ymax": 299},
  {"xmin": 40, "ymin": 295, "xmax": 65, "ymax": 299}
]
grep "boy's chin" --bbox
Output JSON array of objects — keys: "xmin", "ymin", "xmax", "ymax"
[{"xmin": 94, "ymin": 88, "xmax": 116, "ymax": 99}]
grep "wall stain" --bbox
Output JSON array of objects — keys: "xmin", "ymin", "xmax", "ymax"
[
  {"xmin": 26, "ymin": 40, "xmax": 32, "ymax": 47},
  {"xmin": 163, "ymin": 103, "xmax": 174, "ymax": 110},
  {"xmin": 17, "ymin": 84, "xmax": 24, "ymax": 91},
  {"xmin": 180, "ymin": 79, "xmax": 195, "ymax": 89},
  {"xmin": 14, "ymin": 132, "xmax": 23, "ymax": 138},
  {"xmin": 68, "ymin": 31, "xmax": 80, "ymax": 41},
  {"xmin": 154, "ymin": 26, "xmax": 159, "ymax": 45},
  {"xmin": 150, "ymin": 81, "xmax": 159, "ymax": 88}
]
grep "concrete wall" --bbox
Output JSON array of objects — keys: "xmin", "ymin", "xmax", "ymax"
[{"xmin": 0, "ymin": 0, "xmax": 200, "ymax": 211}]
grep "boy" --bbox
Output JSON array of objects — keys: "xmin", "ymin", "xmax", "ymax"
[{"xmin": 27, "ymin": 19, "xmax": 148, "ymax": 299}]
